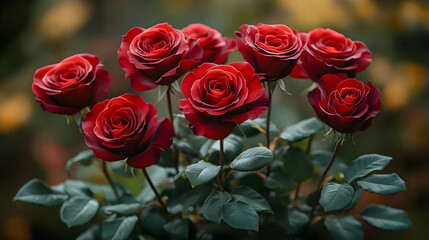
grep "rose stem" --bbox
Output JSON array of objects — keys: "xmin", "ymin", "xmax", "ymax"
[
  {"xmin": 266, "ymin": 87, "xmax": 272, "ymax": 147},
  {"xmin": 101, "ymin": 161, "xmax": 119, "ymax": 199},
  {"xmin": 142, "ymin": 168, "xmax": 169, "ymax": 217},
  {"xmin": 166, "ymin": 85, "xmax": 174, "ymax": 125},
  {"xmin": 216, "ymin": 139, "xmax": 225, "ymax": 192},
  {"xmin": 266, "ymin": 86, "xmax": 273, "ymax": 177},
  {"xmin": 293, "ymin": 135, "xmax": 314, "ymax": 205},
  {"xmin": 309, "ymin": 140, "xmax": 341, "ymax": 219},
  {"xmin": 166, "ymin": 84, "xmax": 179, "ymax": 173}
]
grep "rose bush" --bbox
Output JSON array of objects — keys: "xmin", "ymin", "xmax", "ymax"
[
  {"xmin": 182, "ymin": 23, "xmax": 235, "ymax": 64},
  {"xmin": 290, "ymin": 28, "xmax": 372, "ymax": 81},
  {"xmin": 82, "ymin": 93, "xmax": 174, "ymax": 168},
  {"xmin": 308, "ymin": 73, "xmax": 380, "ymax": 133},
  {"xmin": 118, "ymin": 23, "xmax": 203, "ymax": 91},
  {"xmin": 32, "ymin": 53, "xmax": 111, "ymax": 115},
  {"xmin": 236, "ymin": 23, "xmax": 306, "ymax": 81},
  {"xmin": 179, "ymin": 62, "xmax": 269, "ymax": 140},
  {"xmin": 17, "ymin": 22, "xmax": 413, "ymax": 240}
]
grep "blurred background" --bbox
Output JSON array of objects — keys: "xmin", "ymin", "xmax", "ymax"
[{"xmin": 1, "ymin": 0, "xmax": 428, "ymax": 239}]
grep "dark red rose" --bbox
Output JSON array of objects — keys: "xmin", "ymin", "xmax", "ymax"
[
  {"xmin": 118, "ymin": 23, "xmax": 203, "ymax": 92},
  {"xmin": 290, "ymin": 28, "xmax": 372, "ymax": 82},
  {"xmin": 308, "ymin": 74, "xmax": 380, "ymax": 133},
  {"xmin": 82, "ymin": 93, "xmax": 174, "ymax": 168},
  {"xmin": 32, "ymin": 54, "xmax": 111, "ymax": 115},
  {"xmin": 179, "ymin": 62, "xmax": 269, "ymax": 140},
  {"xmin": 235, "ymin": 23, "xmax": 306, "ymax": 81},
  {"xmin": 182, "ymin": 23, "xmax": 235, "ymax": 64}
]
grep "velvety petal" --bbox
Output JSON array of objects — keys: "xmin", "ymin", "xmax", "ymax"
[
  {"xmin": 92, "ymin": 69, "xmax": 111, "ymax": 104},
  {"xmin": 126, "ymin": 117, "xmax": 174, "ymax": 168},
  {"xmin": 222, "ymin": 92, "xmax": 269, "ymax": 124},
  {"xmin": 181, "ymin": 63, "xmax": 217, "ymax": 98},
  {"xmin": 179, "ymin": 99, "xmax": 236, "ymax": 140}
]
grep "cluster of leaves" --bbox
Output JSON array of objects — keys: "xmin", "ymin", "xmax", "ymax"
[{"xmin": 14, "ymin": 116, "xmax": 412, "ymax": 239}]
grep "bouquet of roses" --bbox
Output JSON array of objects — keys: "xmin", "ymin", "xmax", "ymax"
[{"xmin": 15, "ymin": 23, "xmax": 412, "ymax": 240}]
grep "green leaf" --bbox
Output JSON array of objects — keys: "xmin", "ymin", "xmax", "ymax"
[
  {"xmin": 64, "ymin": 180, "xmax": 93, "ymax": 197},
  {"xmin": 110, "ymin": 161, "xmax": 133, "ymax": 177},
  {"xmin": 203, "ymin": 192, "xmax": 231, "ymax": 223},
  {"xmin": 102, "ymin": 216, "xmax": 138, "ymax": 240},
  {"xmin": 343, "ymin": 188, "xmax": 362, "ymax": 212},
  {"xmin": 358, "ymin": 173, "xmax": 406, "ymax": 195},
  {"xmin": 360, "ymin": 204, "xmax": 413, "ymax": 230},
  {"xmin": 319, "ymin": 182, "xmax": 354, "ymax": 211},
  {"xmin": 174, "ymin": 138, "xmax": 199, "ymax": 156},
  {"xmin": 235, "ymin": 118, "xmax": 278, "ymax": 137},
  {"xmin": 288, "ymin": 209, "xmax": 309, "ymax": 234},
  {"xmin": 60, "ymin": 196, "xmax": 99, "ymax": 227},
  {"xmin": 66, "ymin": 150, "xmax": 94, "ymax": 176},
  {"xmin": 344, "ymin": 154, "xmax": 392, "ymax": 182},
  {"xmin": 324, "ymin": 216, "xmax": 364, "ymax": 240},
  {"xmin": 230, "ymin": 147, "xmax": 273, "ymax": 171},
  {"xmin": 208, "ymin": 134, "xmax": 244, "ymax": 161},
  {"xmin": 222, "ymin": 201, "xmax": 259, "ymax": 231},
  {"xmin": 284, "ymin": 147, "xmax": 313, "ymax": 181},
  {"xmin": 139, "ymin": 208, "xmax": 167, "ymax": 238},
  {"xmin": 185, "ymin": 160, "xmax": 221, "ymax": 187},
  {"xmin": 231, "ymin": 186, "xmax": 272, "ymax": 213},
  {"xmin": 14, "ymin": 179, "xmax": 68, "ymax": 207},
  {"xmin": 280, "ymin": 117, "xmax": 323, "ymax": 143},
  {"xmin": 101, "ymin": 203, "xmax": 140, "ymax": 215},
  {"xmin": 263, "ymin": 172, "xmax": 295, "ymax": 191},
  {"xmin": 163, "ymin": 218, "xmax": 190, "ymax": 239},
  {"xmin": 76, "ymin": 225, "xmax": 100, "ymax": 240},
  {"xmin": 311, "ymin": 150, "xmax": 346, "ymax": 176}
]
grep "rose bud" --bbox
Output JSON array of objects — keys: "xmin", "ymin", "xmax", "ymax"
[
  {"xmin": 308, "ymin": 74, "xmax": 380, "ymax": 133},
  {"xmin": 182, "ymin": 23, "xmax": 235, "ymax": 64},
  {"xmin": 32, "ymin": 54, "xmax": 111, "ymax": 115},
  {"xmin": 290, "ymin": 28, "xmax": 372, "ymax": 82},
  {"xmin": 235, "ymin": 23, "xmax": 306, "ymax": 81},
  {"xmin": 118, "ymin": 23, "xmax": 203, "ymax": 92},
  {"xmin": 82, "ymin": 93, "xmax": 174, "ymax": 169},
  {"xmin": 179, "ymin": 62, "xmax": 269, "ymax": 140}
]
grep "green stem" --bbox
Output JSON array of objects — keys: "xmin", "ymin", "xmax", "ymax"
[
  {"xmin": 216, "ymin": 139, "xmax": 225, "ymax": 192},
  {"xmin": 309, "ymin": 140, "xmax": 341, "ymax": 219},
  {"xmin": 266, "ymin": 87, "xmax": 272, "ymax": 148},
  {"xmin": 142, "ymin": 168, "xmax": 169, "ymax": 217},
  {"xmin": 266, "ymin": 87, "xmax": 273, "ymax": 177},
  {"xmin": 166, "ymin": 85, "xmax": 179, "ymax": 174},
  {"xmin": 101, "ymin": 161, "xmax": 119, "ymax": 200},
  {"xmin": 294, "ymin": 135, "xmax": 314, "ymax": 205}
]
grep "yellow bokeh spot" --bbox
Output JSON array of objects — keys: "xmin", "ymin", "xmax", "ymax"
[
  {"xmin": 276, "ymin": 0, "xmax": 351, "ymax": 30},
  {"xmin": 352, "ymin": 0, "xmax": 377, "ymax": 23},
  {"xmin": 0, "ymin": 94, "xmax": 32, "ymax": 134},
  {"xmin": 38, "ymin": 0, "xmax": 93, "ymax": 41},
  {"xmin": 383, "ymin": 80, "xmax": 409, "ymax": 111}
]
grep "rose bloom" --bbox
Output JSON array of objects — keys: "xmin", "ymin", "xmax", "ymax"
[
  {"xmin": 235, "ymin": 23, "xmax": 306, "ymax": 81},
  {"xmin": 32, "ymin": 54, "xmax": 111, "ymax": 115},
  {"xmin": 82, "ymin": 93, "xmax": 174, "ymax": 168},
  {"xmin": 308, "ymin": 74, "xmax": 380, "ymax": 133},
  {"xmin": 182, "ymin": 23, "xmax": 235, "ymax": 64},
  {"xmin": 118, "ymin": 23, "xmax": 203, "ymax": 92},
  {"xmin": 179, "ymin": 62, "xmax": 269, "ymax": 140},
  {"xmin": 290, "ymin": 28, "xmax": 372, "ymax": 82}
]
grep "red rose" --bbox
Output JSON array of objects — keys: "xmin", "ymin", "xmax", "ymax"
[
  {"xmin": 82, "ymin": 93, "xmax": 174, "ymax": 168},
  {"xmin": 179, "ymin": 62, "xmax": 269, "ymax": 140},
  {"xmin": 308, "ymin": 74, "xmax": 380, "ymax": 133},
  {"xmin": 182, "ymin": 23, "xmax": 235, "ymax": 64},
  {"xmin": 32, "ymin": 54, "xmax": 111, "ymax": 115},
  {"xmin": 235, "ymin": 24, "xmax": 306, "ymax": 81},
  {"xmin": 290, "ymin": 28, "xmax": 372, "ymax": 82},
  {"xmin": 118, "ymin": 23, "xmax": 203, "ymax": 92}
]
